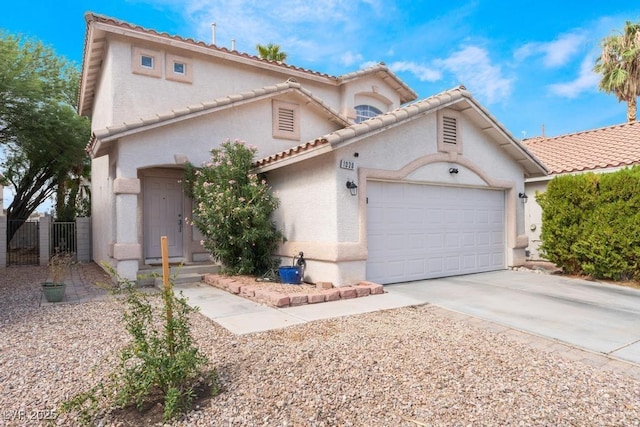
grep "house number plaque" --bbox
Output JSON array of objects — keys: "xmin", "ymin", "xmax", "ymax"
[{"xmin": 340, "ymin": 159, "xmax": 355, "ymax": 170}]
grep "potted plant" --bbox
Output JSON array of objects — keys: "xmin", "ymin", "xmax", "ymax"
[{"xmin": 42, "ymin": 251, "xmax": 74, "ymax": 303}]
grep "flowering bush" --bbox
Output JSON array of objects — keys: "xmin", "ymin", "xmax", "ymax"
[{"xmin": 184, "ymin": 139, "xmax": 283, "ymax": 275}]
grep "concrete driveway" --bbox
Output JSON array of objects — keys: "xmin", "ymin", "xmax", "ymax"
[{"xmin": 387, "ymin": 270, "xmax": 640, "ymax": 365}]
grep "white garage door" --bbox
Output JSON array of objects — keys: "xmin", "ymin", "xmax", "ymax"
[{"xmin": 366, "ymin": 181, "xmax": 505, "ymax": 284}]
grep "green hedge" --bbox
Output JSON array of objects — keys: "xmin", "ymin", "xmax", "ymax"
[{"xmin": 538, "ymin": 166, "xmax": 640, "ymax": 281}]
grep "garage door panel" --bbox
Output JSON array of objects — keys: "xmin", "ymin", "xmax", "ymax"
[
  {"xmin": 446, "ymin": 256, "xmax": 460, "ymax": 272},
  {"xmin": 427, "ymin": 257, "xmax": 444, "ymax": 274},
  {"xmin": 427, "ymin": 233, "xmax": 444, "ymax": 249},
  {"xmin": 461, "ymin": 232, "xmax": 475, "ymax": 247},
  {"xmin": 407, "ymin": 234, "xmax": 425, "ymax": 250},
  {"xmin": 477, "ymin": 253, "xmax": 491, "ymax": 267},
  {"xmin": 426, "ymin": 208, "xmax": 444, "ymax": 225},
  {"xmin": 462, "ymin": 254, "xmax": 477, "ymax": 269},
  {"xmin": 367, "ymin": 181, "xmax": 505, "ymax": 284}
]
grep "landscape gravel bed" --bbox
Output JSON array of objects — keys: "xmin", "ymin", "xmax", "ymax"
[{"xmin": 1, "ymin": 264, "xmax": 639, "ymax": 426}]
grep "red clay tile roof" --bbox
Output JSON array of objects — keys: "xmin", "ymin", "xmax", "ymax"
[
  {"xmin": 86, "ymin": 80, "xmax": 349, "ymax": 157},
  {"xmin": 524, "ymin": 121, "xmax": 640, "ymax": 174},
  {"xmin": 254, "ymin": 85, "xmax": 548, "ymax": 178}
]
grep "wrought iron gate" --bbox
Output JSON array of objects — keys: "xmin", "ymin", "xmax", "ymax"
[
  {"xmin": 7, "ymin": 219, "xmax": 40, "ymax": 265},
  {"xmin": 6, "ymin": 220, "xmax": 78, "ymax": 265}
]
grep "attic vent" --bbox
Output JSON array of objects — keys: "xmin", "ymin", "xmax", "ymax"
[
  {"xmin": 278, "ymin": 107, "xmax": 295, "ymax": 133},
  {"xmin": 437, "ymin": 110, "xmax": 463, "ymax": 154},
  {"xmin": 442, "ymin": 116, "xmax": 458, "ymax": 144},
  {"xmin": 272, "ymin": 100, "xmax": 300, "ymax": 141}
]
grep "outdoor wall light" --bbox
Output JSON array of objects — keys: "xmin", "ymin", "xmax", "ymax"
[
  {"xmin": 519, "ymin": 192, "xmax": 528, "ymax": 203},
  {"xmin": 346, "ymin": 180, "xmax": 358, "ymax": 196},
  {"xmin": 449, "ymin": 167, "xmax": 459, "ymax": 174}
]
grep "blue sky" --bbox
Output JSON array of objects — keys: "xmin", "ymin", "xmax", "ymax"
[{"xmin": 1, "ymin": 1, "xmax": 640, "ymax": 138}]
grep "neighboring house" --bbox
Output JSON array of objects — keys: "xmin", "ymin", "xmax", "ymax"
[
  {"xmin": 524, "ymin": 121, "xmax": 640, "ymax": 260},
  {"xmin": 79, "ymin": 13, "xmax": 546, "ymax": 285}
]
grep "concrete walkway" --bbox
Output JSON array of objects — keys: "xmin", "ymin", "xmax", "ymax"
[{"xmin": 173, "ymin": 281, "xmax": 423, "ymax": 335}]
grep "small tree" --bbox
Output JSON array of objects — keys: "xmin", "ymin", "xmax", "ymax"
[
  {"xmin": 0, "ymin": 33, "xmax": 91, "ymax": 234},
  {"xmin": 185, "ymin": 139, "xmax": 283, "ymax": 275}
]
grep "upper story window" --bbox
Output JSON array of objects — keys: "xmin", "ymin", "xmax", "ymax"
[
  {"xmin": 132, "ymin": 46, "xmax": 162, "ymax": 78},
  {"xmin": 166, "ymin": 53, "xmax": 193, "ymax": 83},
  {"xmin": 354, "ymin": 105, "xmax": 383, "ymax": 123},
  {"xmin": 173, "ymin": 62, "xmax": 185, "ymax": 74},
  {"xmin": 272, "ymin": 100, "xmax": 300, "ymax": 141},
  {"xmin": 140, "ymin": 55, "xmax": 154, "ymax": 68}
]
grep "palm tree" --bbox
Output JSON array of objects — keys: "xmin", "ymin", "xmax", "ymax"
[
  {"xmin": 594, "ymin": 21, "xmax": 640, "ymax": 122},
  {"xmin": 256, "ymin": 43, "xmax": 287, "ymax": 62}
]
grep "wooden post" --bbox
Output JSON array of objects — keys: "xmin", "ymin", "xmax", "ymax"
[
  {"xmin": 161, "ymin": 236, "xmax": 171, "ymax": 292},
  {"xmin": 161, "ymin": 236, "xmax": 174, "ymax": 355}
]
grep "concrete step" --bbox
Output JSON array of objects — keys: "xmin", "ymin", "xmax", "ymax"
[
  {"xmin": 138, "ymin": 263, "xmax": 220, "ymax": 286},
  {"xmin": 154, "ymin": 272, "xmax": 205, "ymax": 288}
]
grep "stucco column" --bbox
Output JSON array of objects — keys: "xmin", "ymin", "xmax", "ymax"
[
  {"xmin": 76, "ymin": 217, "xmax": 91, "ymax": 262},
  {"xmin": 113, "ymin": 177, "xmax": 141, "ymax": 281},
  {"xmin": 39, "ymin": 216, "xmax": 51, "ymax": 266}
]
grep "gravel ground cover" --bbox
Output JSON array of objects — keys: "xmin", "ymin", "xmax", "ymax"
[{"xmin": 1, "ymin": 264, "xmax": 640, "ymax": 426}]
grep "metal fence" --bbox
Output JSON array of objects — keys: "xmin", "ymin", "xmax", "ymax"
[
  {"xmin": 50, "ymin": 221, "xmax": 77, "ymax": 256},
  {"xmin": 6, "ymin": 220, "xmax": 79, "ymax": 265},
  {"xmin": 7, "ymin": 219, "xmax": 40, "ymax": 265}
]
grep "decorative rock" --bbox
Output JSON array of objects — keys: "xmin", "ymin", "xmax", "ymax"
[
  {"xmin": 289, "ymin": 294, "xmax": 308, "ymax": 306},
  {"xmin": 322, "ymin": 289, "xmax": 341, "ymax": 302},
  {"xmin": 316, "ymin": 281, "xmax": 334, "ymax": 290},
  {"xmin": 228, "ymin": 281, "xmax": 242, "ymax": 294},
  {"xmin": 307, "ymin": 293, "xmax": 325, "ymax": 304},
  {"xmin": 203, "ymin": 274, "xmax": 217, "ymax": 286},
  {"xmin": 359, "ymin": 281, "xmax": 384, "ymax": 295},
  {"xmin": 240, "ymin": 285, "xmax": 255, "ymax": 297},
  {"xmin": 355, "ymin": 286, "xmax": 370, "ymax": 297},
  {"xmin": 269, "ymin": 293, "xmax": 290, "ymax": 307},
  {"xmin": 338, "ymin": 287, "xmax": 357, "ymax": 299}
]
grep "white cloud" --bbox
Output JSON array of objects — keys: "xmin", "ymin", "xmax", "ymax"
[
  {"xmin": 437, "ymin": 46, "xmax": 513, "ymax": 104},
  {"xmin": 514, "ymin": 31, "xmax": 587, "ymax": 68},
  {"xmin": 340, "ymin": 51, "xmax": 363, "ymax": 67},
  {"xmin": 548, "ymin": 55, "xmax": 600, "ymax": 98},
  {"xmin": 389, "ymin": 61, "xmax": 442, "ymax": 82}
]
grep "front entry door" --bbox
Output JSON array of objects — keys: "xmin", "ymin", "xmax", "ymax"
[{"xmin": 144, "ymin": 176, "xmax": 184, "ymax": 260}]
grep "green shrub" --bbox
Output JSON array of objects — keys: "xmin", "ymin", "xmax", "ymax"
[
  {"xmin": 61, "ymin": 271, "xmax": 217, "ymax": 423},
  {"xmin": 184, "ymin": 139, "xmax": 283, "ymax": 275},
  {"xmin": 539, "ymin": 166, "xmax": 640, "ymax": 280}
]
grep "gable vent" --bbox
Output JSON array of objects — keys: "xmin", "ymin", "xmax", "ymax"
[
  {"xmin": 442, "ymin": 116, "xmax": 458, "ymax": 144},
  {"xmin": 278, "ymin": 107, "xmax": 295, "ymax": 133}
]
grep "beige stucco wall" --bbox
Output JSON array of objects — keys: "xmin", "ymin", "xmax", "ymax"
[
  {"xmin": 90, "ymin": 155, "xmax": 114, "ymax": 269},
  {"xmin": 270, "ymin": 109, "xmax": 528, "ymax": 286},
  {"xmin": 103, "ymin": 37, "xmax": 345, "ymax": 127},
  {"xmin": 90, "ymin": 41, "xmax": 115, "ymax": 132},
  {"xmin": 524, "ymin": 179, "xmax": 548, "ymax": 260}
]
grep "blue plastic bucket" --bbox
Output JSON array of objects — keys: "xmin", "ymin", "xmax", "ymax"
[{"xmin": 279, "ymin": 266, "xmax": 302, "ymax": 284}]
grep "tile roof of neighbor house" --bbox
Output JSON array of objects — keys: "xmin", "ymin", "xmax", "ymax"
[
  {"xmin": 79, "ymin": 13, "xmax": 417, "ymax": 116},
  {"xmin": 254, "ymin": 85, "xmax": 548, "ymax": 178},
  {"xmin": 524, "ymin": 121, "xmax": 640, "ymax": 175}
]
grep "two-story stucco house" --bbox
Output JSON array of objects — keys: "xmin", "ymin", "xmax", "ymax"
[{"xmin": 79, "ymin": 13, "xmax": 546, "ymax": 285}]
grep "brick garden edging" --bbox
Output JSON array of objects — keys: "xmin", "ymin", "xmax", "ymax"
[{"xmin": 203, "ymin": 274, "xmax": 384, "ymax": 308}]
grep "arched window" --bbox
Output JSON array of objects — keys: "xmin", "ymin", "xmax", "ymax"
[{"xmin": 354, "ymin": 105, "xmax": 383, "ymax": 123}]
